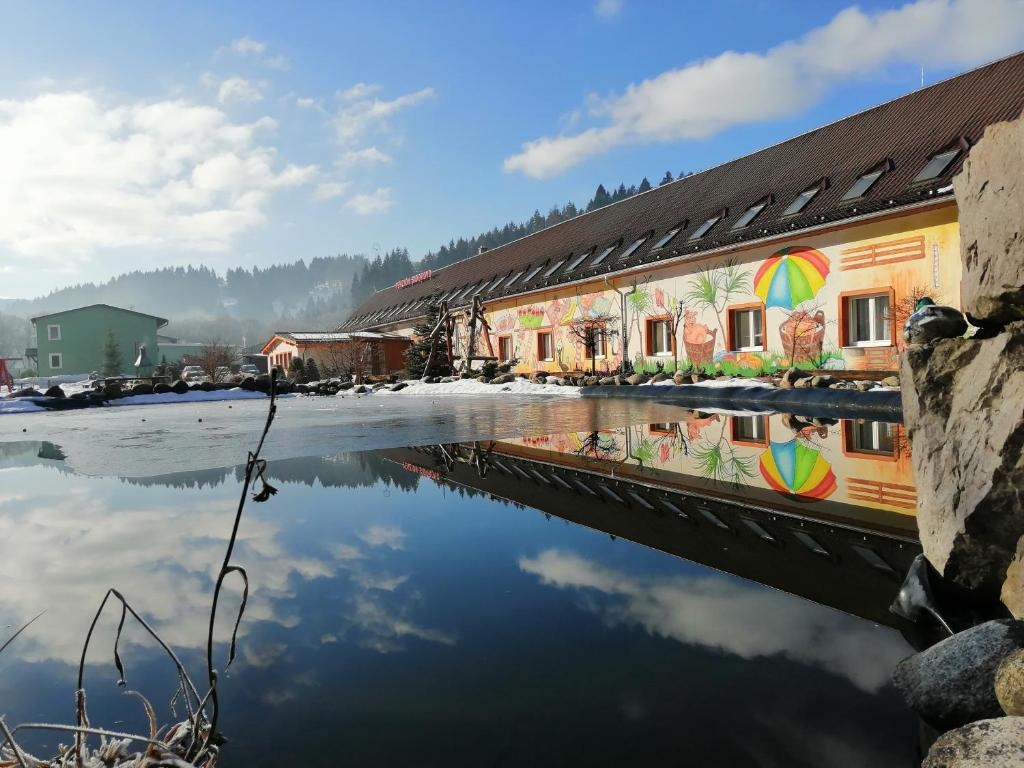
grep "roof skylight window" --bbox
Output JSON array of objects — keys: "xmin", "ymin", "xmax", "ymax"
[
  {"xmin": 688, "ymin": 211, "xmax": 724, "ymax": 240},
  {"xmin": 618, "ymin": 236, "xmax": 647, "ymax": 261},
  {"xmin": 542, "ymin": 259, "xmax": 567, "ymax": 278},
  {"xmin": 590, "ymin": 243, "xmax": 617, "ymax": 266},
  {"xmin": 503, "ymin": 270, "xmax": 525, "ymax": 288},
  {"xmin": 564, "ymin": 251, "xmax": 591, "ymax": 272},
  {"xmin": 522, "ymin": 263, "xmax": 546, "ymax": 283},
  {"xmin": 782, "ymin": 182, "xmax": 824, "ymax": 216},
  {"xmin": 485, "ymin": 274, "xmax": 507, "ymax": 292},
  {"xmin": 731, "ymin": 197, "xmax": 771, "ymax": 230},
  {"xmin": 912, "ymin": 146, "xmax": 961, "ymax": 184},
  {"xmin": 651, "ymin": 225, "xmax": 683, "ymax": 250},
  {"xmin": 841, "ymin": 162, "xmax": 890, "ymax": 201}
]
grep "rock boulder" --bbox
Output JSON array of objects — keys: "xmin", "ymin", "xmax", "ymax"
[
  {"xmin": 900, "ymin": 324, "xmax": 1024, "ymax": 598},
  {"xmin": 923, "ymin": 717, "xmax": 1024, "ymax": 768},
  {"xmin": 954, "ymin": 112, "xmax": 1024, "ymax": 326},
  {"xmin": 893, "ymin": 619, "xmax": 1024, "ymax": 730},
  {"xmin": 44, "ymin": 385, "xmax": 65, "ymax": 398},
  {"xmin": 997, "ymin": 648, "xmax": 1024, "ymax": 716},
  {"xmin": 171, "ymin": 380, "xmax": 189, "ymax": 395}
]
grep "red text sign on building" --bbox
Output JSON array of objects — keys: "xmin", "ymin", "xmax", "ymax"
[{"xmin": 394, "ymin": 270, "xmax": 432, "ymax": 290}]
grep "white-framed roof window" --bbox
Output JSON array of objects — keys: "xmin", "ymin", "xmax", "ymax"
[
  {"xmin": 651, "ymin": 225, "xmax": 683, "ymax": 251},
  {"xmin": 782, "ymin": 182, "xmax": 825, "ymax": 216},
  {"xmin": 912, "ymin": 146, "xmax": 962, "ymax": 184},
  {"xmin": 842, "ymin": 161, "xmax": 890, "ymax": 201},
  {"xmin": 542, "ymin": 259, "xmax": 567, "ymax": 278},
  {"xmin": 688, "ymin": 212, "xmax": 723, "ymax": 240},
  {"xmin": 618, "ymin": 236, "xmax": 647, "ymax": 260},
  {"xmin": 731, "ymin": 197, "xmax": 771, "ymax": 230},
  {"xmin": 47, "ymin": 324, "xmax": 61, "ymax": 341},
  {"xmin": 503, "ymin": 270, "xmax": 525, "ymax": 288},
  {"xmin": 590, "ymin": 243, "xmax": 617, "ymax": 267},
  {"xmin": 521, "ymin": 263, "xmax": 546, "ymax": 283},
  {"xmin": 564, "ymin": 251, "xmax": 591, "ymax": 272}
]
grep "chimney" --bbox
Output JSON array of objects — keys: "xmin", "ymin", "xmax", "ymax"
[{"xmin": 477, "ymin": 246, "xmax": 489, "ymax": 255}]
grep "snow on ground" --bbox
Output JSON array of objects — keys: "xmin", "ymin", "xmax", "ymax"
[
  {"xmin": 373, "ymin": 378, "xmax": 580, "ymax": 397},
  {"xmin": 106, "ymin": 389, "xmax": 281, "ymax": 407},
  {"xmin": 0, "ymin": 399, "xmax": 47, "ymax": 414}
]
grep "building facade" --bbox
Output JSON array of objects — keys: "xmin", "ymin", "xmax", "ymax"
[
  {"xmin": 341, "ymin": 54, "xmax": 1024, "ymax": 377},
  {"xmin": 261, "ymin": 331, "xmax": 410, "ymax": 377},
  {"xmin": 31, "ymin": 304, "xmax": 168, "ymax": 377}
]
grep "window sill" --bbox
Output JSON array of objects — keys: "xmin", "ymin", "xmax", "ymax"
[
  {"xmin": 652, "ymin": 352, "xmax": 674, "ymax": 358},
  {"xmin": 731, "ymin": 347, "xmax": 765, "ymax": 353},
  {"xmin": 842, "ymin": 342, "xmax": 893, "ymax": 350}
]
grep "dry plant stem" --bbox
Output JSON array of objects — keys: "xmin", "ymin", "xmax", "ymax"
[
  {"xmin": 195, "ymin": 371, "xmax": 278, "ymax": 761},
  {"xmin": 0, "ymin": 717, "xmax": 30, "ymax": 768},
  {"xmin": 0, "ymin": 611, "xmax": 45, "ymax": 658}
]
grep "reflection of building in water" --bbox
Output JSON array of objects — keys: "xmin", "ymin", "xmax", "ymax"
[{"xmin": 382, "ymin": 416, "xmax": 920, "ymax": 628}]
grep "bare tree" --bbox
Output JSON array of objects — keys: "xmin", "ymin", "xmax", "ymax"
[
  {"xmin": 566, "ymin": 313, "xmax": 619, "ymax": 374},
  {"xmin": 318, "ymin": 341, "xmax": 375, "ymax": 383},
  {"xmin": 188, "ymin": 341, "xmax": 234, "ymax": 380}
]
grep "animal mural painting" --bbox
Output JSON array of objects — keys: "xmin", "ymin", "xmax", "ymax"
[{"xmin": 779, "ymin": 310, "xmax": 826, "ymax": 364}]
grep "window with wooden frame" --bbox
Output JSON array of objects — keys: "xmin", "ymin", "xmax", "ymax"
[
  {"xmin": 840, "ymin": 288, "xmax": 894, "ymax": 347},
  {"xmin": 645, "ymin": 316, "xmax": 674, "ymax": 356},
  {"xmin": 648, "ymin": 422, "xmax": 675, "ymax": 435},
  {"xmin": 498, "ymin": 335, "xmax": 513, "ymax": 362},
  {"xmin": 537, "ymin": 330, "xmax": 554, "ymax": 362},
  {"xmin": 727, "ymin": 303, "xmax": 765, "ymax": 351},
  {"xmin": 842, "ymin": 419, "xmax": 898, "ymax": 459},
  {"xmin": 731, "ymin": 415, "xmax": 769, "ymax": 447}
]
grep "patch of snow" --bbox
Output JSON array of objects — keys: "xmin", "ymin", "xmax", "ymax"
[
  {"xmin": 0, "ymin": 399, "xmax": 46, "ymax": 414},
  {"xmin": 107, "ymin": 389, "xmax": 278, "ymax": 407},
  {"xmin": 372, "ymin": 378, "xmax": 579, "ymax": 397}
]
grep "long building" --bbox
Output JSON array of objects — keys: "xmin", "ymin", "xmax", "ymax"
[{"xmin": 342, "ymin": 53, "xmax": 1024, "ymax": 376}]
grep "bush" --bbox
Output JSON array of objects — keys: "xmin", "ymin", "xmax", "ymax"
[
  {"xmin": 18, "ymin": 367, "xmax": 36, "ymax": 378},
  {"xmin": 304, "ymin": 358, "xmax": 321, "ymax": 382},
  {"xmin": 480, "ymin": 360, "xmax": 499, "ymax": 379}
]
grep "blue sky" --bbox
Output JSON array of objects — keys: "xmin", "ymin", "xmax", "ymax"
[{"xmin": 1, "ymin": 0, "xmax": 1022, "ymax": 298}]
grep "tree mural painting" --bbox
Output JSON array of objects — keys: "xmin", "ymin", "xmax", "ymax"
[{"xmin": 683, "ymin": 260, "xmax": 751, "ymax": 369}]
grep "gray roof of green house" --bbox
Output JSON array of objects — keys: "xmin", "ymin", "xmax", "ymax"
[{"xmin": 30, "ymin": 303, "xmax": 169, "ymax": 328}]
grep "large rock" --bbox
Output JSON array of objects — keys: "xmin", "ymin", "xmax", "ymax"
[
  {"xmin": 954, "ymin": 112, "xmax": 1024, "ymax": 326},
  {"xmin": 171, "ymin": 380, "xmax": 189, "ymax": 395},
  {"xmin": 44, "ymin": 385, "xmax": 65, "ymax": 398},
  {"xmin": 1004, "ymin": 538, "xmax": 1024, "ymax": 619},
  {"xmin": 237, "ymin": 376, "xmax": 256, "ymax": 392},
  {"xmin": 625, "ymin": 373, "xmax": 647, "ymax": 385},
  {"xmin": 997, "ymin": 648, "xmax": 1024, "ymax": 716},
  {"xmin": 130, "ymin": 383, "xmax": 154, "ymax": 396},
  {"xmin": 923, "ymin": 717, "xmax": 1024, "ymax": 768},
  {"xmin": 490, "ymin": 373, "xmax": 515, "ymax": 385},
  {"xmin": 153, "ymin": 383, "xmax": 172, "ymax": 394},
  {"xmin": 892, "ymin": 619, "xmax": 1024, "ymax": 730},
  {"xmin": 900, "ymin": 325, "xmax": 1024, "ymax": 598}
]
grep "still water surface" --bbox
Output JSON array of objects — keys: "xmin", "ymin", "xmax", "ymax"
[{"xmin": 1, "ymin": 398, "xmax": 920, "ymax": 766}]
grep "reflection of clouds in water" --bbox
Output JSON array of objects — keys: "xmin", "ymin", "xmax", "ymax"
[
  {"xmin": 0, "ymin": 482, "xmax": 333, "ymax": 664},
  {"xmin": 243, "ymin": 641, "xmax": 288, "ymax": 668},
  {"xmin": 328, "ymin": 542, "xmax": 366, "ymax": 561},
  {"xmin": 341, "ymin": 595, "xmax": 457, "ymax": 654},
  {"xmin": 518, "ymin": 549, "xmax": 905, "ymax": 692},
  {"xmin": 358, "ymin": 524, "xmax": 406, "ymax": 549}
]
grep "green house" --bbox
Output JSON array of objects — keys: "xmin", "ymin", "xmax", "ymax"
[{"xmin": 31, "ymin": 304, "xmax": 168, "ymax": 377}]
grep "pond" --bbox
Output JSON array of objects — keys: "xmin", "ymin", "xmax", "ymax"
[{"xmin": 0, "ymin": 397, "xmax": 921, "ymax": 766}]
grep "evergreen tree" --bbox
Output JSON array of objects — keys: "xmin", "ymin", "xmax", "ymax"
[
  {"xmin": 289, "ymin": 356, "xmax": 305, "ymax": 381},
  {"xmin": 587, "ymin": 184, "xmax": 612, "ymax": 211},
  {"xmin": 101, "ymin": 329, "xmax": 122, "ymax": 376},
  {"xmin": 659, "ymin": 171, "xmax": 674, "ymax": 186},
  {"xmin": 638, "ymin": 177, "xmax": 652, "ymax": 193},
  {"xmin": 404, "ymin": 298, "xmax": 450, "ymax": 378},
  {"xmin": 304, "ymin": 357, "xmax": 320, "ymax": 382}
]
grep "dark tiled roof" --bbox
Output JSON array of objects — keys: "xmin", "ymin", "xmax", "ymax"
[{"xmin": 342, "ymin": 52, "xmax": 1024, "ymax": 331}]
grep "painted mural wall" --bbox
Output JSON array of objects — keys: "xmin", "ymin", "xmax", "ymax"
[
  {"xmin": 480, "ymin": 206, "xmax": 960, "ymax": 375},
  {"xmin": 497, "ymin": 412, "xmax": 917, "ymax": 531}
]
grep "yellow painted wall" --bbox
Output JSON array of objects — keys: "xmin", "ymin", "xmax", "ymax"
[{"xmin": 478, "ymin": 204, "xmax": 959, "ymax": 375}]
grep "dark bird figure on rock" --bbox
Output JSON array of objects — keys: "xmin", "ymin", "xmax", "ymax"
[{"xmin": 902, "ymin": 297, "xmax": 968, "ymax": 345}]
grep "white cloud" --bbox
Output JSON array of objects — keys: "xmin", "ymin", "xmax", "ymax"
[
  {"xmin": 224, "ymin": 36, "xmax": 266, "ymax": 56},
  {"xmin": 264, "ymin": 54, "xmax": 290, "ymax": 71},
  {"xmin": 337, "ymin": 146, "xmax": 393, "ymax": 167},
  {"xmin": 336, "ymin": 82, "xmax": 381, "ymax": 101},
  {"xmin": 345, "ymin": 188, "xmax": 393, "ymax": 216},
  {"xmin": 295, "ymin": 96, "xmax": 319, "ymax": 109},
  {"xmin": 313, "ymin": 180, "xmax": 351, "ymax": 201},
  {"xmin": 216, "ymin": 76, "xmax": 264, "ymax": 104},
  {"xmin": 357, "ymin": 523, "xmax": 405, "ymax": 547},
  {"xmin": 505, "ymin": 0, "xmax": 1024, "ymax": 178},
  {"xmin": 519, "ymin": 549, "xmax": 908, "ymax": 692},
  {"xmin": 594, "ymin": 0, "xmax": 623, "ymax": 18},
  {"xmin": 0, "ymin": 91, "xmax": 317, "ymax": 265},
  {"xmin": 333, "ymin": 86, "xmax": 436, "ymax": 146}
]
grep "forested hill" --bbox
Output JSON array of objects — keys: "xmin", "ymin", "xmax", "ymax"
[{"xmin": 348, "ymin": 172, "xmax": 690, "ymax": 303}]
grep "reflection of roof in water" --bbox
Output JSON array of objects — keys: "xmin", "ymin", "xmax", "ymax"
[{"xmin": 382, "ymin": 442, "xmax": 921, "ymax": 629}]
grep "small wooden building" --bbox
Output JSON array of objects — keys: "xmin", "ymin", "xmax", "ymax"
[{"xmin": 261, "ymin": 331, "xmax": 410, "ymax": 377}]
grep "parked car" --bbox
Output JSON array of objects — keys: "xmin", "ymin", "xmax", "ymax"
[
  {"xmin": 239, "ymin": 364, "xmax": 260, "ymax": 376},
  {"xmin": 181, "ymin": 365, "xmax": 210, "ymax": 383}
]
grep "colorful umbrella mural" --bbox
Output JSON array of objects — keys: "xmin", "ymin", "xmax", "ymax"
[
  {"xmin": 753, "ymin": 246, "xmax": 830, "ymax": 309},
  {"xmin": 759, "ymin": 439, "xmax": 836, "ymax": 500}
]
